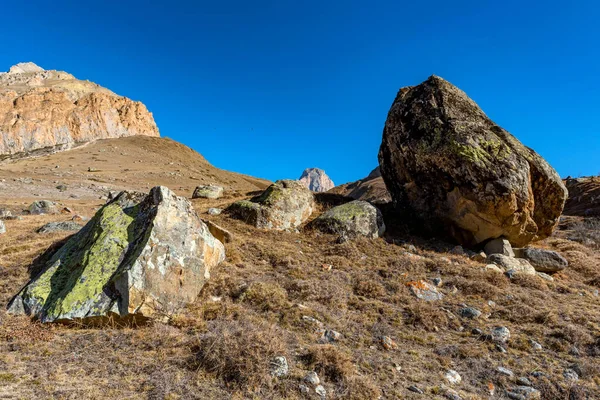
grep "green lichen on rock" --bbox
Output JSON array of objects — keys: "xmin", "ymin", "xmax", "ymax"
[{"xmin": 312, "ymin": 200, "xmax": 385, "ymax": 239}]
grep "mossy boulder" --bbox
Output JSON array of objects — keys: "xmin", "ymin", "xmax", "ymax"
[
  {"xmin": 227, "ymin": 180, "xmax": 314, "ymax": 231},
  {"xmin": 311, "ymin": 200, "xmax": 385, "ymax": 239},
  {"xmin": 378, "ymin": 75, "xmax": 567, "ymax": 247},
  {"xmin": 7, "ymin": 186, "xmax": 225, "ymax": 324},
  {"xmin": 192, "ymin": 185, "xmax": 224, "ymax": 199}
]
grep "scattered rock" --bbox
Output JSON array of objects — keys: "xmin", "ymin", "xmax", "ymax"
[
  {"xmin": 227, "ymin": 180, "xmax": 314, "ymax": 231},
  {"xmin": 444, "ymin": 369, "xmax": 462, "ymax": 385},
  {"xmin": 304, "ymin": 371, "xmax": 320, "ymax": 386},
  {"xmin": 490, "ymin": 326, "xmax": 511, "ymax": 343},
  {"xmin": 28, "ymin": 200, "xmax": 58, "ymax": 215},
  {"xmin": 192, "ymin": 185, "xmax": 224, "ymax": 199},
  {"xmin": 484, "ymin": 238, "xmax": 515, "ymax": 257},
  {"xmin": 378, "ymin": 75, "xmax": 567, "ymax": 247},
  {"xmin": 517, "ymin": 377, "xmax": 532, "ymax": 386},
  {"xmin": 535, "ymin": 271, "xmax": 554, "ymax": 282},
  {"xmin": 311, "ymin": 200, "xmax": 385, "ymax": 239},
  {"xmin": 269, "ymin": 356, "xmax": 289, "ymax": 377},
  {"xmin": 444, "ymin": 388, "xmax": 463, "ymax": 400},
  {"xmin": 37, "ymin": 221, "xmax": 82, "ymax": 234},
  {"xmin": 408, "ymin": 385, "xmax": 424, "ymax": 394},
  {"xmin": 530, "ymin": 340, "xmax": 543, "ymax": 351},
  {"xmin": 315, "ymin": 385, "xmax": 326, "ymax": 398},
  {"xmin": 319, "ymin": 329, "xmax": 342, "ymax": 343},
  {"xmin": 485, "ymin": 264, "xmax": 504, "ymax": 273},
  {"xmin": 486, "ymin": 254, "xmax": 536, "ymax": 275},
  {"xmin": 207, "ymin": 207, "xmax": 222, "ymax": 215},
  {"xmin": 507, "ymin": 386, "xmax": 541, "ymax": 400},
  {"xmin": 0, "ymin": 220, "xmax": 5, "ymax": 234},
  {"xmin": 56, "ymin": 184, "xmax": 67, "ymax": 192},
  {"xmin": 513, "ymin": 248, "xmax": 568, "ymax": 273},
  {"xmin": 497, "ymin": 366, "xmax": 514, "ymax": 377},
  {"xmin": 298, "ymin": 168, "xmax": 335, "ymax": 192},
  {"xmin": 8, "ymin": 186, "xmax": 225, "ymax": 323},
  {"xmin": 0, "ymin": 209, "xmax": 13, "ymax": 219},
  {"xmin": 471, "ymin": 251, "xmax": 487, "ymax": 262},
  {"xmin": 432, "ymin": 277, "xmax": 443, "ymax": 287},
  {"xmin": 407, "ymin": 280, "xmax": 444, "ymax": 301},
  {"xmin": 381, "ymin": 336, "xmax": 398, "ymax": 350},
  {"xmin": 458, "ymin": 307, "xmax": 481, "ymax": 319},
  {"xmin": 563, "ymin": 368, "xmax": 579, "ymax": 381},
  {"xmin": 299, "ymin": 384, "xmax": 310, "ymax": 395}
]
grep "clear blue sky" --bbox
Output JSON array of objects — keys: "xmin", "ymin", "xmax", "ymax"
[{"xmin": 2, "ymin": 1, "xmax": 599, "ymax": 184}]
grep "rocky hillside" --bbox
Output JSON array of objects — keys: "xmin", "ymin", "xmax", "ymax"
[
  {"xmin": 329, "ymin": 166, "xmax": 391, "ymax": 204},
  {"xmin": 0, "ymin": 62, "xmax": 159, "ymax": 160},
  {"xmin": 564, "ymin": 176, "xmax": 600, "ymax": 216},
  {"xmin": 299, "ymin": 168, "xmax": 335, "ymax": 192}
]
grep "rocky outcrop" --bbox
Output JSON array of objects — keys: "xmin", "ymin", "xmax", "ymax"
[
  {"xmin": 563, "ymin": 176, "xmax": 600, "ymax": 216},
  {"xmin": 0, "ymin": 62, "xmax": 159, "ymax": 160},
  {"xmin": 227, "ymin": 180, "xmax": 314, "ymax": 230},
  {"xmin": 7, "ymin": 186, "xmax": 225, "ymax": 324},
  {"xmin": 378, "ymin": 75, "xmax": 567, "ymax": 247},
  {"xmin": 311, "ymin": 200, "xmax": 385, "ymax": 239},
  {"xmin": 328, "ymin": 167, "xmax": 391, "ymax": 204},
  {"xmin": 299, "ymin": 168, "xmax": 334, "ymax": 192}
]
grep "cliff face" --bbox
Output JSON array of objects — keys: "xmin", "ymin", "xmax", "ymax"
[{"xmin": 0, "ymin": 62, "xmax": 159, "ymax": 159}]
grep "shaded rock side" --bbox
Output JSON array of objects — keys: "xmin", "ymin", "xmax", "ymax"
[
  {"xmin": 227, "ymin": 180, "xmax": 315, "ymax": 230},
  {"xmin": 299, "ymin": 168, "xmax": 335, "ymax": 192},
  {"xmin": 7, "ymin": 186, "xmax": 225, "ymax": 323},
  {"xmin": 328, "ymin": 167, "xmax": 391, "ymax": 204},
  {"xmin": 0, "ymin": 62, "xmax": 159, "ymax": 159},
  {"xmin": 378, "ymin": 75, "xmax": 567, "ymax": 247},
  {"xmin": 311, "ymin": 200, "xmax": 385, "ymax": 239},
  {"xmin": 563, "ymin": 176, "xmax": 600, "ymax": 216}
]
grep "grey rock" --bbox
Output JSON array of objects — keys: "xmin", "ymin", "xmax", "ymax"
[
  {"xmin": 0, "ymin": 209, "xmax": 13, "ymax": 219},
  {"xmin": 304, "ymin": 371, "xmax": 320, "ymax": 386},
  {"xmin": 320, "ymin": 329, "xmax": 342, "ymax": 343},
  {"xmin": 484, "ymin": 238, "xmax": 515, "ymax": 257},
  {"xmin": 315, "ymin": 385, "xmax": 326, "ymax": 398},
  {"xmin": 207, "ymin": 207, "xmax": 222, "ymax": 215},
  {"xmin": 269, "ymin": 356, "xmax": 289, "ymax": 377},
  {"xmin": 444, "ymin": 369, "xmax": 462, "ymax": 385},
  {"xmin": 507, "ymin": 386, "xmax": 541, "ymax": 400},
  {"xmin": 37, "ymin": 221, "xmax": 82, "ymax": 234},
  {"xmin": 228, "ymin": 180, "xmax": 315, "ymax": 231},
  {"xmin": 432, "ymin": 277, "xmax": 443, "ymax": 287},
  {"xmin": 517, "ymin": 377, "xmax": 532, "ymax": 386},
  {"xmin": 311, "ymin": 200, "xmax": 385, "ymax": 239},
  {"xmin": 0, "ymin": 220, "xmax": 5, "ymax": 234},
  {"xmin": 28, "ymin": 200, "xmax": 58, "ymax": 215},
  {"xmin": 8, "ymin": 186, "xmax": 225, "ymax": 323},
  {"xmin": 458, "ymin": 307, "xmax": 481, "ymax": 319},
  {"xmin": 497, "ymin": 366, "xmax": 514, "ymax": 377},
  {"xmin": 487, "ymin": 254, "xmax": 536, "ymax": 275},
  {"xmin": 192, "ymin": 185, "xmax": 224, "ymax": 199},
  {"xmin": 563, "ymin": 368, "xmax": 579, "ymax": 381},
  {"xmin": 514, "ymin": 248, "xmax": 568, "ymax": 273},
  {"xmin": 408, "ymin": 385, "xmax": 424, "ymax": 394},
  {"xmin": 408, "ymin": 280, "xmax": 444, "ymax": 301},
  {"xmin": 491, "ymin": 326, "xmax": 511, "ymax": 343}
]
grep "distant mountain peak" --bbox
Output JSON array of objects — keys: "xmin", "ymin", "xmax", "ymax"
[
  {"xmin": 7, "ymin": 62, "xmax": 45, "ymax": 74},
  {"xmin": 299, "ymin": 168, "xmax": 334, "ymax": 192}
]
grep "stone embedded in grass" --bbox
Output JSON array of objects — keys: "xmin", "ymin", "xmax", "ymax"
[
  {"xmin": 315, "ymin": 385, "xmax": 326, "ymax": 398},
  {"xmin": 227, "ymin": 180, "xmax": 315, "ymax": 231},
  {"xmin": 507, "ymin": 386, "xmax": 541, "ymax": 399},
  {"xmin": 497, "ymin": 366, "xmax": 514, "ymax": 377},
  {"xmin": 192, "ymin": 185, "xmax": 224, "ymax": 199},
  {"xmin": 406, "ymin": 280, "xmax": 444, "ymax": 301},
  {"xmin": 490, "ymin": 326, "xmax": 511, "ymax": 343},
  {"xmin": 486, "ymin": 254, "xmax": 536, "ymax": 275},
  {"xmin": 269, "ymin": 356, "xmax": 289, "ymax": 377},
  {"xmin": 0, "ymin": 220, "xmax": 5, "ymax": 234},
  {"xmin": 444, "ymin": 369, "xmax": 462, "ymax": 385},
  {"xmin": 380, "ymin": 335, "xmax": 398, "ymax": 350},
  {"xmin": 311, "ymin": 200, "xmax": 385, "ymax": 239},
  {"xmin": 513, "ymin": 247, "xmax": 568, "ymax": 273},
  {"xmin": 304, "ymin": 371, "xmax": 320, "ymax": 385},
  {"xmin": 207, "ymin": 207, "xmax": 222, "ymax": 215},
  {"xmin": 7, "ymin": 186, "xmax": 225, "ymax": 324},
  {"xmin": 36, "ymin": 221, "xmax": 82, "ymax": 234},
  {"xmin": 28, "ymin": 200, "xmax": 57, "ymax": 215},
  {"xmin": 458, "ymin": 307, "xmax": 482, "ymax": 319}
]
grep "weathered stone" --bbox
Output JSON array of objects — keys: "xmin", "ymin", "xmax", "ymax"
[
  {"xmin": 486, "ymin": 254, "xmax": 536, "ymax": 275},
  {"xmin": 378, "ymin": 75, "xmax": 567, "ymax": 247},
  {"xmin": 490, "ymin": 326, "xmax": 511, "ymax": 343},
  {"xmin": 513, "ymin": 248, "xmax": 568, "ymax": 273},
  {"xmin": 192, "ymin": 185, "xmax": 223, "ymax": 199},
  {"xmin": 37, "ymin": 221, "xmax": 82, "ymax": 234},
  {"xmin": 0, "ymin": 209, "xmax": 12, "ymax": 219},
  {"xmin": 269, "ymin": 356, "xmax": 289, "ymax": 378},
  {"xmin": 304, "ymin": 371, "xmax": 320, "ymax": 386},
  {"xmin": 507, "ymin": 386, "xmax": 541, "ymax": 400},
  {"xmin": 484, "ymin": 238, "xmax": 515, "ymax": 257},
  {"xmin": 471, "ymin": 251, "xmax": 487, "ymax": 262},
  {"xmin": 407, "ymin": 280, "xmax": 443, "ymax": 301},
  {"xmin": 28, "ymin": 200, "xmax": 58, "ymax": 215},
  {"xmin": 7, "ymin": 186, "xmax": 225, "ymax": 324},
  {"xmin": 444, "ymin": 369, "xmax": 462, "ymax": 385},
  {"xmin": 227, "ymin": 180, "xmax": 315, "ymax": 231},
  {"xmin": 202, "ymin": 219, "xmax": 233, "ymax": 243},
  {"xmin": 207, "ymin": 207, "xmax": 222, "ymax": 215},
  {"xmin": 497, "ymin": 366, "xmax": 514, "ymax": 377},
  {"xmin": 311, "ymin": 200, "xmax": 385, "ymax": 239},
  {"xmin": 299, "ymin": 168, "xmax": 334, "ymax": 192},
  {"xmin": 458, "ymin": 307, "xmax": 481, "ymax": 319}
]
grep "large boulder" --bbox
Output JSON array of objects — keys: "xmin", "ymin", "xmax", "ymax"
[
  {"xmin": 227, "ymin": 180, "xmax": 314, "ymax": 230},
  {"xmin": 378, "ymin": 76, "xmax": 567, "ymax": 247},
  {"xmin": 311, "ymin": 200, "xmax": 385, "ymax": 239},
  {"xmin": 7, "ymin": 186, "xmax": 225, "ymax": 324},
  {"xmin": 192, "ymin": 185, "xmax": 224, "ymax": 199}
]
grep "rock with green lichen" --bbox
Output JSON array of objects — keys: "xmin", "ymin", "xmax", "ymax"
[
  {"xmin": 311, "ymin": 200, "xmax": 385, "ymax": 239},
  {"xmin": 227, "ymin": 180, "xmax": 314, "ymax": 231},
  {"xmin": 379, "ymin": 75, "xmax": 567, "ymax": 247},
  {"xmin": 192, "ymin": 185, "xmax": 224, "ymax": 199},
  {"xmin": 7, "ymin": 186, "xmax": 225, "ymax": 324}
]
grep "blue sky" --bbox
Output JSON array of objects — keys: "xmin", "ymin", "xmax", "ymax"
[{"xmin": 2, "ymin": 1, "xmax": 598, "ymax": 184}]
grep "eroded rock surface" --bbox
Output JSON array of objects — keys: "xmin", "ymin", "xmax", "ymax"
[
  {"xmin": 0, "ymin": 62, "xmax": 159, "ymax": 159},
  {"xmin": 378, "ymin": 75, "xmax": 567, "ymax": 246},
  {"xmin": 7, "ymin": 186, "xmax": 225, "ymax": 323}
]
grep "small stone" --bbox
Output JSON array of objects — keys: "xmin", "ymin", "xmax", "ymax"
[
  {"xmin": 299, "ymin": 384, "xmax": 310, "ymax": 394},
  {"xmin": 507, "ymin": 386, "xmax": 541, "ymax": 400},
  {"xmin": 304, "ymin": 371, "xmax": 320, "ymax": 386},
  {"xmin": 484, "ymin": 238, "xmax": 515, "ymax": 257},
  {"xmin": 269, "ymin": 356, "xmax": 289, "ymax": 377},
  {"xmin": 535, "ymin": 271, "xmax": 554, "ymax": 281},
  {"xmin": 531, "ymin": 371, "xmax": 545, "ymax": 378},
  {"xmin": 449, "ymin": 245, "xmax": 465, "ymax": 255},
  {"xmin": 530, "ymin": 340, "xmax": 543, "ymax": 351},
  {"xmin": 563, "ymin": 368, "xmax": 579, "ymax": 381},
  {"xmin": 505, "ymin": 269, "xmax": 517, "ymax": 279},
  {"xmin": 485, "ymin": 264, "xmax": 504, "ymax": 273},
  {"xmin": 497, "ymin": 366, "xmax": 514, "ymax": 377},
  {"xmin": 407, "ymin": 280, "xmax": 443, "ymax": 301},
  {"xmin": 381, "ymin": 335, "xmax": 398, "ymax": 350},
  {"xmin": 471, "ymin": 328, "xmax": 483, "ymax": 335},
  {"xmin": 444, "ymin": 369, "xmax": 462, "ymax": 385},
  {"xmin": 320, "ymin": 329, "xmax": 342, "ymax": 343},
  {"xmin": 458, "ymin": 307, "xmax": 481, "ymax": 319},
  {"xmin": 56, "ymin": 184, "xmax": 67, "ymax": 192},
  {"xmin": 432, "ymin": 277, "xmax": 443, "ymax": 287},
  {"xmin": 491, "ymin": 326, "xmax": 511, "ymax": 343},
  {"xmin": 408, "ymin": 385, "xmax": 424, "ymax": 394},
  {"xmin": 315, "ymin": 385, "xmax": 326, "ymax": 398},
  {"xmin": 406, "ymin": 244, "xmax": 417, "ymax": 252},
  {"xmin": 444, "ymin": 388, "xmax": 463, "ymax": 400},
  {"xmin": 517, "ymin": 377, "xmax": 532, "ymax": 386},
  {"xmin": 496, "ymin": 344, "xmax": 507, "ymax": 353},
  {"xmin": 302, "ymin": 316, "xmax": 324, "ymax": 327},
  {"xmin": 207, "ymin": 207, "xmax": 222, "ymax": 215},
  {"xmin": 0, "ymin": 220, "xmax": 5, "ymax": 235},
  {"xmin": 471, "ymin": 251, "xmax": 487, "ymax": 262}
]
